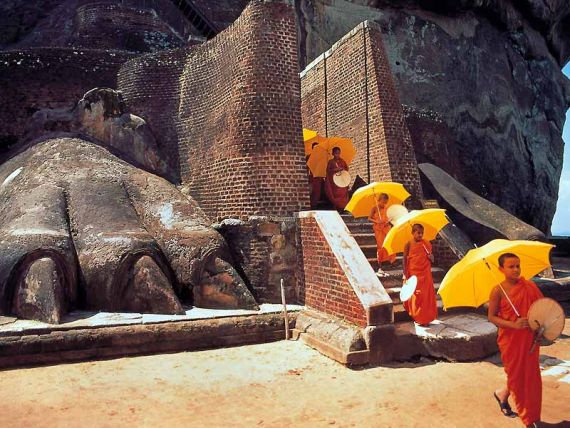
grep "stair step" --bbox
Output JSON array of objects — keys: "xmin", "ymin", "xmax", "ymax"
[
  {"xmin": 393, "ymin": 299, "xmax": 446, "ymax": 322},
  {"xmin": 386, "ymin": 282, "xmax": 442, "ymax": 305},
  {"xmin": 351, "ymin": 233, "xmax": 377, "ymax": 246},
  {"xmin": 374, "ymin": 267, "xmax": 445, "ymax": 288}
]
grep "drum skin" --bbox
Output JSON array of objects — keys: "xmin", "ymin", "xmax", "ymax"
[{"xmin": 333, "ymin": 170, "xmax": 351, "ymax": 188}]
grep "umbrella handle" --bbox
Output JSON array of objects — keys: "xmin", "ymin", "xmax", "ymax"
[{"xmin": 485, "ymin": 258, "xmax": 521, "ymax": 318}]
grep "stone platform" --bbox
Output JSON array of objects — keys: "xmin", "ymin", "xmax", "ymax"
[
  {"xmin": 293, "ymin": 309, "xmax": 498, "ymax": 365},
  {"xmin": 393, "ymin": 312, "xmax": 498, "ymax": 361},
  {"xmin": 0, "ymin": 304, "xmax": 301, "ymax": 369}
]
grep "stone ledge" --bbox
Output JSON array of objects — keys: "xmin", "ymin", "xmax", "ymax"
[
  {"xmin": 393, "ymin": 313, "xmax": 498, "ymax": 361},
  {"xmin": 0, "ymin": 312, "xmax": 297, "ymax": 369}
]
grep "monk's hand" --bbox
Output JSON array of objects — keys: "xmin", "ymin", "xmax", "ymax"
[{"xmin": 514, "ymin": 317, "xmax": 530, "ymax": 329}]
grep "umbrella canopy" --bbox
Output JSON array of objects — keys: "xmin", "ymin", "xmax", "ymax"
[
  {"xmin": 303, "ymin": 128, "xmax": 327, "ymax": 155},
  {"xmin": 437, "ymin": 239, "xmax": 554, "ymax": 309},
  {"xmin": 306, "ymin": 136, "xmax": 356, "ymax": 178},
  {"xmin": 345, "ymin": 181, "xmax": 411, "ymax": 218},
  {"xmin": 382, "ymin": 209, "xmax": 449, "ymax": 255}
]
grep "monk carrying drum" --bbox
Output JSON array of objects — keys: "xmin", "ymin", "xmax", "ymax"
[
  {"xmin": 488, "ymin": 252, "xmax": 543, "ymax": 427},
  {"xmin": 324, "ymin": 147, "xmax": 349, "ymax": 211}
]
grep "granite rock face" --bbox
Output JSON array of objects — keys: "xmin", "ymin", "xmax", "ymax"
[{"xmin": 296, "ymin": 0, "xmax": 570, "ymax": 233}]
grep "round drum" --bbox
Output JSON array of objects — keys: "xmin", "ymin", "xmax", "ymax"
[
  {"xmin": 528, "ymin": 297, "xmax": 565, "ymax": 342},
  {"xmin": 400, "ymin": 275, "xmax": 417, "ymax": 302},
  {"xmin": 333, "ymin": 170, "xmax": 351, "ymax": 188},
  {"xmin": 386, "ymin": 204, "xmax": 409, "ymax": 223}
]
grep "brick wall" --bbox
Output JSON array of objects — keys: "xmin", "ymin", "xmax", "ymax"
[
  {"xmin": 297, "ymin": 211, "xmax": 392, "ymax": 328},
  {"xmin": 300, "ymin": 21, "xmax": 424, "ymax": 208},
  {"xmin": 119, "ymin": 0, "xmax": 309, "ymax": 220},
  {"xmin": 0, "ymin": 48, "xmax": 135, "ymax": 158},
  {"xmin": 74, "ymin": 3, "xmax": 185, "ymax": 52},
  {"xmin": 216, "ymin": 217, "xmax": 297, "ymax": 303},
  {"xmin": 298, "ymin": 216, "xmax": 368, "ymax": 327}
]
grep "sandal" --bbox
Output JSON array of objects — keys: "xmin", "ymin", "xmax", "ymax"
[{"xmin": 493, "ymin": 392, "xmax": 517, "ymax": 418}]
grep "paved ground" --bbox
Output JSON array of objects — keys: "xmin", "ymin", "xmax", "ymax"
[{"xmin": 0, "ymin": 320, "xmax": 569, "ymax": 427}]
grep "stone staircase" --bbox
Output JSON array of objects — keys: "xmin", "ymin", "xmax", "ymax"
[{"xmin": 342, "ymin": 214, "xmax": 446, "ymax": 322}]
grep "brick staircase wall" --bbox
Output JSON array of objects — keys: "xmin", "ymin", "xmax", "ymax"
[{"xmin": 297, "ymin": 211, "xmax": 392, "ymax": 328}]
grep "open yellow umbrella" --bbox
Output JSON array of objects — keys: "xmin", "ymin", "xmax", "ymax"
[
  {"xmin": 382, "ymin": 209, "xmax": 449, "ymax": 255},
  {"xmin": 437, "ymin": 239, "xmax": 554, "ymax": 309},
  {"xmin": 345, "ymin": 181, "xmax": 411, "ymax": 218},
  {"xmin": 303, "ymin": 128, "xmax": 327, "ymax": 155},
  {"xmin": 306, "ymin": 136, "xmax": 356, "ymax": 178}
]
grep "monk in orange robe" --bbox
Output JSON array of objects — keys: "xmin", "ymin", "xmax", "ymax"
[
  {"xmin": 402, "ymin": 223, "xmax": 437, "ymax": 325},
  {"xmin": 368, "ymin": 193, "xmax": 395, "ymax": 276},
  {"xmin": 306, "ymin": 142, "xmax": 323, "ymax": 209},
  {"xmin": 324, "ymin": 147, "xmax": 349, "ymax": 211},
  {"xmin": 488, "ymin": 253, "xmax": 543, "ymax": 427}
]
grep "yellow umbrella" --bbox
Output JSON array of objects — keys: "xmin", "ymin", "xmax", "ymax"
[
  {"xmin": 345, "ymin": 181, "xmax": 411, "ymax": 218},
  {"xmin": 382, "ymin": 209, "xmax": 449, "ymax": 255},
  {"xmin": 303, "ymin": 128, "xmax": 327, "ymax": 155},
  {"xmin": 437, "ymin": 239, "xmax": 554, "ymax": 310},
  {"xmin": 306, "ymin": 136, "xmax": 356, "ymax": 178}
]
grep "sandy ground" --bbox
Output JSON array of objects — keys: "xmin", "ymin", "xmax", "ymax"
[{"xmin": 1, "ymin": 323, "xmax": 569, "ymax": 428}]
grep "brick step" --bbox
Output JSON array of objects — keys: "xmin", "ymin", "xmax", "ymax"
[
  {"xmin": 351, "ymin": 233, "xmax": 377, "ymax": 246},
  {"xmin": 393, "ymin": 298, "xmax": 445, "ymax": 323},
  {"xmin": 375, "ymin": 267, "xmax": 446, "ymax": 288},
  {"xmin": 344, "ymin": 221, "xmax": 374, "ymax": 234},
  {"xmin": 368, "ymin": 257, "xmax": 404, "ymax": 271},
  {"xmin": 386, "ymin": 281, "xmax": 442, "ymax": 305},
  {"xmin": 392, "ymin": 295, "xmax": 487, "ymax": 323}
]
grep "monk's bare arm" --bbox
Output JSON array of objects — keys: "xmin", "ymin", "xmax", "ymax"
[
  {"xmin": 368, "ymin": 206, "xmax": 379, "ymax": 224},
  {"xmin": 487, "ymin": 287, "xmax": 529, "ymax": 329}
]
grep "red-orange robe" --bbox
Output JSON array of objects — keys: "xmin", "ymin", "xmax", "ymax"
[
  {"xmin": 324, "ymin": 157, "xmax": 349, "ymax": 210},
  {"xmin": 370, "ymin": 206, "xmax": 396, "ymax": 264},
  {"xmin": 497, "ymin": 277, "xmax": 543, "ymax": 426},
  {"xmin": 306, "ymin": 155, "xmax": 322, "ymax": 209},
  {"xmin": 403, "ymin": 239, "xmax": 437, "ymax": 325}
]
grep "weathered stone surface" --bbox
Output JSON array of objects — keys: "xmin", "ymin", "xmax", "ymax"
[
  {"xmin": 296, "ymin": 0, "xmax": 570, "ymax": 233},
  {"xmin": 25, "ymin": 88, "xmax": 170, "ymax": 178},
  {"xmin": 122, "ymin": 255, "xmax": 185, "ymax": 315},
  {"xmin": 0, "ymin": 0, "xmax": 190, "ymax": 52},
  {"xmin": 0, "ymin": 311, "xmax": 298, "ymax": 369},
  {"xmin": 393, "ymin": 313, "xmax": 498, "ymax": 361},
  {"xmin": 215, "ymin": 217, "xmax": 299, "ymax": 304},
  {"xmin": 0, "ymin": 137, "xmax": 257, "ymax": 322},
  {"xmin": 419, "ymin": 162, "xmax": 545, "ymax": 245},
  {"xmin": 12, "ymin": 257, "xmax": 67, "ymax": 324},
  {"xmin": 194, "ymin": 257, "xmax": 259, "ymax": 310},
  {"xmin": 295, "ymin": 309, "xmax": 367, "ymax": 357}
]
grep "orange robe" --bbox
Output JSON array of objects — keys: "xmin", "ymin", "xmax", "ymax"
[
  {"xmin": 497, "ymin": 277, "xmax": 543, "ymax": 426},
  {"xmin": 370, "ymin": 206, "xmax": 396, "ymax": 264},
  {"xmin": 403, "ymin": 239, "xmax": 437, "ymax": 325},
  {"xmin": 324, "ymin": 158, "xmax": 349, "ymax": 210},
  {"xmin": 306, "ymin": 155, "xmax": 322, "ymax": 209}
]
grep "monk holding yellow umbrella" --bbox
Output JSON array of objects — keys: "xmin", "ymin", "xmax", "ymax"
[
  {"xmin": 345, "ymin": 182, "xmax": 411, "ymax": 275},
  {"xmin": 306, "ymin": 135, "xmax": 356, "ymax": 210},
  {"xmin": 382, "ymin": 208, "xmax": 449, "ymax": 325},
  {"xmin": 437, "ymin": 239, "xmax": 555, "ymax": 426}
]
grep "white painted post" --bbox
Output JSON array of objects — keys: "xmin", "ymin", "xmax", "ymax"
[{"xmin": 280, "ymin": 278, "xmax": 290, "ymax": 340}]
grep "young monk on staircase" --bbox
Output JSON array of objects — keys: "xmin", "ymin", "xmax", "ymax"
[
  {"xmin": 488, "ymin": 253, "xmax": 543, "ymax": 428},
  {"xmin": 402, "ymin": 223, "xmax": 437, "ymax": 326},
  {"xmin": 368, "ymin": 193, "xmax": 395, "ymax": 277}
]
